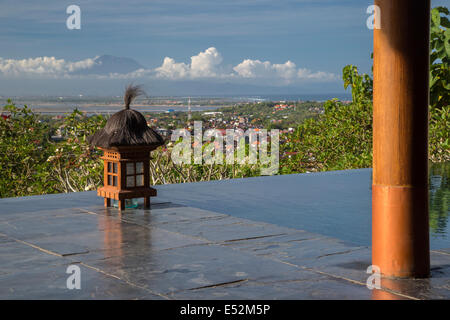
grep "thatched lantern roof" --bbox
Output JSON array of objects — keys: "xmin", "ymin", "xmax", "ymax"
[{"xmin": 88, "ymin": 85, "xmax": 164, "ymax": 150}]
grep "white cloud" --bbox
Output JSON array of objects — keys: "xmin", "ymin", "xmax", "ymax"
[
  {"xmin": 0, "ymin": 56, "xmax": 95, "ymax": 77},
  {"xmin": 155, "ymin": 47, "xmax": 223, "ymax": 79},
  {"xmin": 0, "ymin": 47, "xmax": 337, "ymax": 83},
  {"xmin": 234, "ymin": 59, "xmax": 336, "ymax": 82},
  {"xmin": 233, "ymin": 59, "xmax": 297, "ymax": 80},
  {"xmin": 154, "ymin": 57, "xmax": 189, "ymax": 79},
  {"xmin": 233, "ymin": 59, "xmax": 271, "ymax": 78},
  {"xmin": 190, "ymin": 47, "xmax": 223, "ymax": 78},
  {"xmin": 155, "ymin": 48, "xmax": 336, "ymax": 82},
  {"xmin": 297, "ymin": 68, "xmax": 337, "ymax": 80}
]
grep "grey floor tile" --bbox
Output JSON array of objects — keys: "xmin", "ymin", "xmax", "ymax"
[{"xmin": 0, "ymin": 264, "xmax": 164, "ymax": 300}]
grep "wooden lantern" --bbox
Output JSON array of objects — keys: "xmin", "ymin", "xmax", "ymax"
[
  {"xmin": 88, "ymin": 85, "xmax": 165, "ymax": 210},
  {"xmin": 98, "ymin": 146, "xmax": 156, "ymax": 210}
]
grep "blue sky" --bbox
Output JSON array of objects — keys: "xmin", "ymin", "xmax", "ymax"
[{"xmin": 0, "ymin": 0, "xmax": 447, "ymax": 96}]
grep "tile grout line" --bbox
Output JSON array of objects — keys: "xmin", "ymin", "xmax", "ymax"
[
  {"xmin": 77, "ymin": 206, "xmax": 416, "ymax": 299},
  {"xmin": 0, "ymin": 232, "xmax": 170, "ymax": 300},
  {"xmin": 77, "ymin": 207, "xmax": 215, "ymax": 244},
  {"xmin": 5, "ymin": 204, "xmax": 440, "ymax": 300},
  {"xmin": 0, "ymin": 232, "xmax": 62, "ymax": 258},
  {"xmin": 271, "ymin": 258, "xmax": 419, "ymax": 300},
  {"xmin": 77, "ymin": 207, "xmax": 299, "ymax": 249},
  {"xmin": 77, "ymin": 262, "xmax": 170, "ymax": 300}
]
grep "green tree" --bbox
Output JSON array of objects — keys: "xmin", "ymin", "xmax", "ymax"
[
  {"xmin": 281, "ymin": 6, "xmax": 449, "ymax": 172},
  {"xmin": 280, "ymin": 73, "xmax": 373, "ymax": 174},
  {"xmin": 46, "ymin": 109, "xmax": 106, "ymax": 193},
  {"xmin": 430, "ymin": 6, "xmax": 450, "ymax": 111},
  {"xmin": 429, "ymin": 6, "xmax": 450, "ymax": 162},
  {"xmin": 342, "ymin": 64, "xmax": 373, "ymax": 105},
  {"xmin": 0, "ymin": 101, "xmax": 56, "ymax": 197}
]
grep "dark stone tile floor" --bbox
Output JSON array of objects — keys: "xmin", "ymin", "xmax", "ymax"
[{"xmin": 0, "ymin": 190, "xmax": 449, "ymax": 300}]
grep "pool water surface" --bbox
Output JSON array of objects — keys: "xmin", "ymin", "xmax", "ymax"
[{"xmin": 157, "ymin": 163, "xmax": 450, "ymax": 250}]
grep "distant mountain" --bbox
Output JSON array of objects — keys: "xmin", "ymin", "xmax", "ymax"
[{"xmin": 74, "ymin": 55, "xmax": 145, "ymax": 75}]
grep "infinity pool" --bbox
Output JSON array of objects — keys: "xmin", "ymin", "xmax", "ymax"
[{"xmin": 157, "ymin": 163, "xmax": 450, "ymax": 250}]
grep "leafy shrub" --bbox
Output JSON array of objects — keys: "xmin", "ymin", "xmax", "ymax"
[
  {"xmin": 280, "ymin": 68, "xmax": 373, "ymax": 173},
  {"xmin": 0, "ymin": 101, "xmax": 55, "ymax": 197},
  {"xmin": 430, "ymin": 6, "xmax": 450, "ymax": 111},
  {"xmin": 46, "ymin": 109, "xmax": 106, "ymax": 192}
]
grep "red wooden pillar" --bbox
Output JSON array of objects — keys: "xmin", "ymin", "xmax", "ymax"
[{"xmin": 372, "ymin": 0, "xmax": 431, "ymax": 278}]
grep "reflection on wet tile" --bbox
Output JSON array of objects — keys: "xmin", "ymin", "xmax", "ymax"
[
  {"xmin": 82, "ymin": 244, "xmax": 316, "ymax": 295},
  {"xmin": 0, "ymin": 187, "xmax": 449, "ymax": 300}
]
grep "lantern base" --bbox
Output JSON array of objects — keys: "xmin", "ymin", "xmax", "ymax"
[
  {"xmin": 112, "ymin": 198, "xmax": 138, "ymax": 209},
  {"xmin": 98, "ymin": 186, "xmax": 157, "ymax": 210}
]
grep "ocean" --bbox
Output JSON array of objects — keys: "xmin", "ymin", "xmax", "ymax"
[{"xmin": 9, "ymin": 93, "xmax": 352, "ymax": 115}]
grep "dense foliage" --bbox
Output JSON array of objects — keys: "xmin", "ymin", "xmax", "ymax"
[
  {"xmin": 0, "ymin": 102, "xmax": 55, "ymax": 197},
  {"xmin": 429, "ymin": 6, "xmax": 450, "ymax": 162},
  {"xmin": 0, "ymin": 104, "xmax": 106, "ymax": 197},
  {"xmin": 281, "ymin": 6, "xmax": 449, "ymax": 172},
  {"xmin": 430, "ymin": 6, "xmax": 450, "ymax": 111},
  {"xmin": 46, "ymin": 109, "xmax": 106, "ymax": 193},
  {"xmin": 280, "ymin": 98, "xmax": 373, "ymax": 173}
]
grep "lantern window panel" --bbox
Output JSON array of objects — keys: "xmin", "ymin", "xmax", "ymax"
[
  {"xmin": 126, "ymin": 176, "xmax": 135, "ymax": 187},
  {"xmin": 126, "ymin": 163, "xmax": 135, "ymax": 175},
  {"xmin": 107, "ymin": 175, "xmax": 118, "ymax": 186},
  {"xmin": 106, "ymin": 161, "xmax": 119, "ymax": 187},
  {"xmin": 136, "ymin": 174, "xmax": 144, "ymax": 187},
  {"xmin": 124, "ymin": 162, "xmax": 146, "ymax": 188},
  {"xmin": 136, "ymin": 162, "xmax": 144, "ymax": 174}
]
